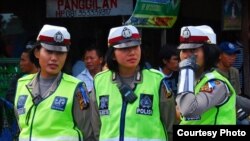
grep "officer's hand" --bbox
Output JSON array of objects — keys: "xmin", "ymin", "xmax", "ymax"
[
  {"xmin": 177, "ymin": 55, "xmax": 196, "ymax": 95},
  {"xmin": 179, "ymin": 55, "xmax": 197, "ymax": 70}
]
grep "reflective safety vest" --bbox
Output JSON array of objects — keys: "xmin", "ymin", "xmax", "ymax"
[
  {"xmin": 94, "ymin": 69, "xmax": 167, "ymax": 141},
  {"xmin": 180, "ymin": 70, "xmax": 236, "ymax": 125},
  {"xmin": 15, "ymin": 73, "xmax": 83, "ymax": 141}
]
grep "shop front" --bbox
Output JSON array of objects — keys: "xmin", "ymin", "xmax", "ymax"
[{"xmin": 0, "ymin": 0, "xmax": 249, "ymax": 97}]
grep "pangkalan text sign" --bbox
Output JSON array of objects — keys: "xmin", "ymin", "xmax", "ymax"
[
  {"xmin": 126, "ymin": 0, "xmax": 180, "ymax": 28},
  {"xmin": 46, "ymin": 0, "xmax": 133, "ymax": 18}
]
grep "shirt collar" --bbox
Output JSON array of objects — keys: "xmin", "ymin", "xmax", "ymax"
[
  {"xmin": 26, "ymin": 72, "xmax": 62, "ymax": 97},
  {"xmin": 26, "ymin": 73, "xmax": 39, "ymax": 89},
  {"xmin": 159, "ymin": 67, "xmax": 173, "ymax": 78},
  {"xmin": 80, "ymin": 69, "xmax": 88, "ymax": 75},
  {"xmin": 111, "ymin": 69, "xmax": 143, "ymax": 84},
  {"xmin": 80, "ymin": 69, "xmax": 93, "ymax": 79}
]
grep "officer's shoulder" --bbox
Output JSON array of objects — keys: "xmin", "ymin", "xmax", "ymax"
[
  {"xmin": 204, "ymin": 71, "xmax": 226, "ymax": 86},
  {"xmin": 18, "ymin": 74, "xmax": 36, "ymax": 82},
  {"xmin": 63, "ymin": 73, "xmax": 81, "ymax": 83},
  {"xmin": 94, "ymin": 69, "xmax": 111, "ymax": 78},
  {"xmin": 146, "ymin": 68, "xmax": 165, "ymax": 77},
  {"xmin": 201, "ymin": 79, "xmax": 226, "ymax": 93},
  {"xmin": 207, "ymin": 79, "xmax": 225, "ymax": 86}
]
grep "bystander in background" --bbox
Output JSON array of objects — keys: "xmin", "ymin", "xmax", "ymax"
[{"xmin": 77, "ymin": 45, "xmax": 104, "ymax": 93}]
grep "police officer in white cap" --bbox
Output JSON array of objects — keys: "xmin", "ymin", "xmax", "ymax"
[
  {"xmin": 15, "ymin": 24, "xmax": 92, "ymax": 140},
  {"xmin": 90, "ymin": 25, "xmax": 176, "ymax": 141},
  {"xmin": 176, "ymin": 25, "xmax": 236, "ymax": 125}
]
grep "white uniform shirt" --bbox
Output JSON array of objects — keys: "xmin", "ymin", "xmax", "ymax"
[{"xmin": 77, "ymin": 69, "xmax": 93, "ymax": 93}]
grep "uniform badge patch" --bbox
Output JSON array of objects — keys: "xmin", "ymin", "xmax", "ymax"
[
  {"xmin": 200, "ymin": 83, "xmax": 213, "ymax": 93},
  {"xmin": 76, "ymin": 91, "xmax": 86, "ymax": 110},
  {"xmin": 51, "ymin": 96, "xmax": 67, "ymax": 111},
  {"xmin": 163, "ymin": 79, "xmax": 172, "ymax": 98},
  {"xmin": 136, "ymin": 94, "xmax": 153, "ymax": 116},
  {"xmin": 17, "ymin": 95, "xmax": 28, "ymax": 115},
  {"xmin": 99, "ymin": 95, "xmax": 110, "ymax": 116},
  {"xmin": 200, "ymin": 80, "xmax": 220, "ymax": 93},
  {"xmin": 214, "ymin": 80, "xmax": 221, "ymax": 85}
]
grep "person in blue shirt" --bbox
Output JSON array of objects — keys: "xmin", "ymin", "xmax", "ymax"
[
  {"xmin": 158, "ymin": 44, "xmax": 179, "ymax": 96},
  {"xmin": 72, "ymin": 59, "xmax": 86, "ymax": 77},
  {"xmin": 76, "ymin": 45, "xmax": 104, "ymax": 93}
]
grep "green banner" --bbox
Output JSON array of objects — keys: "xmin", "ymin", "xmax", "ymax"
[{"xmin": 126, "ymin": 0, "xmax": 180, "ymax": 28}]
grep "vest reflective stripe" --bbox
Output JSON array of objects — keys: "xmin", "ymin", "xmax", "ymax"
[
  {"xmin": 94, "ymin": 69, "xmax": 167, "ymax": 141},
  {"xmin": 15, "ymin": 73, "xmax": 83, "ymax": 140},
  {"xmin": 180, "ymin": 70, "xmax": 236, "ymax": 125},
  {"xmin": 100, "ymin": 137, "xmax": 166, "ymax": 141}
]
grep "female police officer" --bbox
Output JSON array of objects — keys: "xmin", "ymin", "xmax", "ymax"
[
  {"xmin": 15, "ymin": 24, "xmax": 91, "ymax": 140},
  {"xmin": 176, "ymin": 25, "xmax": 236, "ymax": 125},
  {"xmin": 91, "ymin": 25, "xmax": 176, "ymax": 141}
]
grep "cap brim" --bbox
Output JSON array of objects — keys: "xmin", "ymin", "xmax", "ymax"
[
  {"xmin": 178, "ymin": 43, "xmax": 203, "ymax": 49},
  {"xmin": 41, "ymin": 43, "xmax": 68, "ymax": 52},
  {"xmin": 224, "ymin": 49, "xmax": 241, "ymax": 55},
  {"xmin": 113, "ymin": 40, "xmax": 141, "ymax": 48}
]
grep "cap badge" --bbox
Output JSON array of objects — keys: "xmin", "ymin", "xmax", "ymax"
[
  {"xmin": 121, "ymin": 27, "xmax": 132, "ymax": 39},
  {"xmin": 54, "ymin": 31, "xmax": 64, "ymax": 43},
  {"xmin": 182, "ymin": 27, "xmax": 191, "ymax": 39}
]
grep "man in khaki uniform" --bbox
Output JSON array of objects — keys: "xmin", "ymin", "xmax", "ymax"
[
  {"xmin": 216, "ymin": 41, "xmax": 250, "ymax": 124},
  {"xmin": 216, "ymin": 41, "xmax": 241, "ymax": 95}
]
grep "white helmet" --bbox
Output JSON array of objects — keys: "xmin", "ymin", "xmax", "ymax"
[
  {"xmin": 37, "ymin": 24, "xmax": 70, "ymax": 52},
  {"xmin": 108, "ymin": 25, "xmax": 141, "ymax": 48},
  {"xmin": 178, "ymin": 25, "xmax": 216, "ymax": 49}
]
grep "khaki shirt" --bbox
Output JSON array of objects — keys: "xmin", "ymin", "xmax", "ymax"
[{"xmin": 216, "ymin": 67, "xmax": 241, "ymax": 95}]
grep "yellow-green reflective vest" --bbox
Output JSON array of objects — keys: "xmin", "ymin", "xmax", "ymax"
[
  {"xmin": 94, "ymin": 69, "xmax": 167, "ymax": 141},
  {"xmin": 15, "ymin": 73, "xmax": 83, "ymax": 141},
  {"xmin": 180, "ymin": 70, "xmax": 236, "ymax": 125}
]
